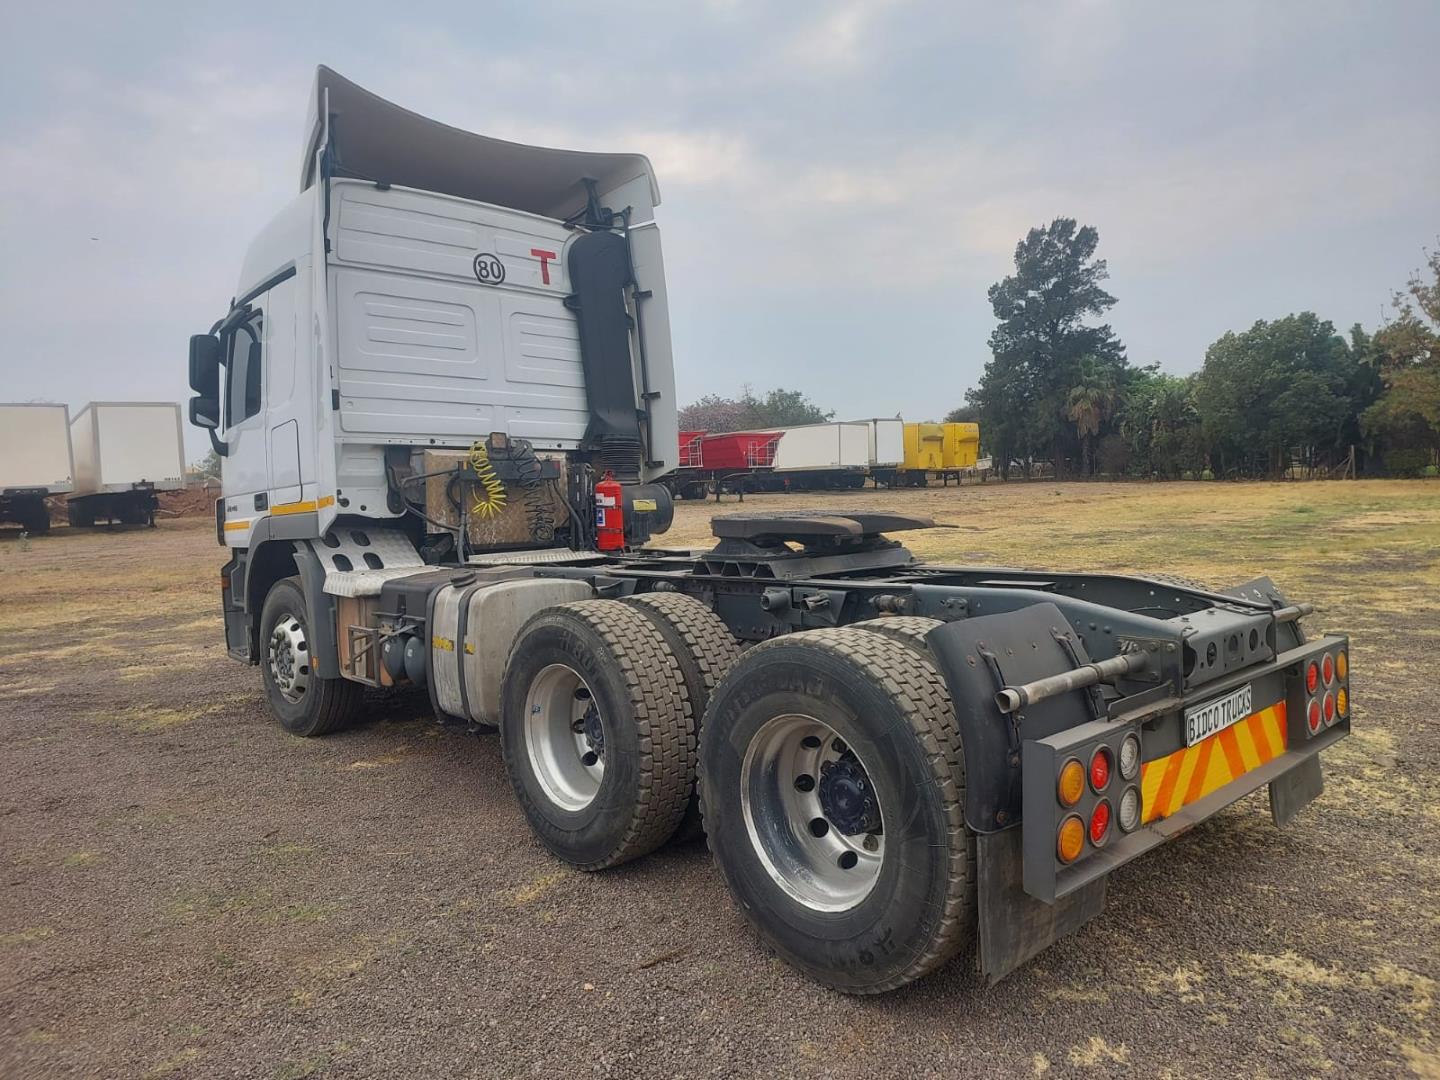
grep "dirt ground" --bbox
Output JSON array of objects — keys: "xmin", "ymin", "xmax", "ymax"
[{"xmin": 2, "ymin": 480, "xmax": 1438, "ymax": 1079}]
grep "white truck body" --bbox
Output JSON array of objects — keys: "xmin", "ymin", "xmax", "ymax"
[
  {"xmin": 0, "ymin": 403, "xmax": 74, "ymax": 494},
  {"xmin": 856, "ymin": 418, "xmax": 904, "ymax": 468},
  {"xmin": 70, "ymin": 402, "xmax": 185, "ymax": 495},
  {"xmin": 209, "ymin": 67, "xmax": 677, "ymax": 551},
  {"xmin": 769, "ymin": 422, "xmax": 871, "ymax": 472}
]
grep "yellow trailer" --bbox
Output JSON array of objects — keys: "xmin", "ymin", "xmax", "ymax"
[
  {"xmin": 896, "ymin": 423, "xmax": 945, "ymax": 486},
  {"xmin": 943, "ymin": 423, "xmax": 979, "ymax": 470}
]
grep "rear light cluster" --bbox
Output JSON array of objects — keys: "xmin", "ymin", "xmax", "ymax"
[
  {"xmin": 1303, "ymin": 646, "xmax": 1349, "ymax": 736},
  {"xmin": 1055, "ymin": 733, "xmax": 1143, "ymax": 865}
]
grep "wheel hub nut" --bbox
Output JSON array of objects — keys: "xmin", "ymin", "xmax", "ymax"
[{"xmin": 818, "ymin": 758, "xmax": 881, "ymax": 835}]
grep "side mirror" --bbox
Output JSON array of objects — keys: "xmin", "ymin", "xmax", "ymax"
[
  {"xmin": 189, "ymin": 395, "xmax": 221, "ymax": 431},
  {"xmin": 189, "ymin": 334, "xmax": 221, "ymax": 397}
]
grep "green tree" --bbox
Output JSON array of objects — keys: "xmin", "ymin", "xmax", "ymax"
[
  {"xmin": 755, "ymin": 387, "xmax": 836, "ymax": 427},
  {"xmin": 678, "ymin": 386, "xmax": 834, "ymax": 432},
  {"xmin": 943, "ymin": 404, "xmax": 979, "ymax": 424},
  {"xmin": 1361, "ymin": 244, "xmax": 1440, "ymax": 468},
  {"xmin": 1121, "ymin": 371, "xmax": 1203, "ymax": 479},
  {"xmin": 969, "ymin": 218, "xmax": 1129, "ymax": 477},
  {"xmin": 1065, "ymin": 356, "xmax": 1118, "ymax": 477},
  {"xmin": 191, "ymin": 449, "xmax": 222, "ymax": 480},
  {"xmin": 1194, "ymin": 314, "xmax": 1361, "ymax": 477}
]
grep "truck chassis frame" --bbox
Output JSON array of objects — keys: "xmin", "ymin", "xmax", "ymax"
[{"xmin": 218, "ymin": 508, "xmax": 1350, "ymax": 990}]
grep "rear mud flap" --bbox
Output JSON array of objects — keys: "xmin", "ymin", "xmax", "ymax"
[
  {"xmin": 926, "ymin": 603, "xmax": 1097, "ymax": 833},
  {"xmin": 1270, "ymin": 753, "xmax": 1323, "ymax": 827},
  {"xmin": 978, "ymin": 828, "xmax": 1106, "ymax": 983}
]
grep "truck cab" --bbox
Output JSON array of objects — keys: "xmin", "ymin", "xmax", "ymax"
[{"xmin": 188, "ymin": 67, "xmax": 679, "ymax": 668}]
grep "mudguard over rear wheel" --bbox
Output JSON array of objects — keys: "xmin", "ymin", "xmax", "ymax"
[
  {"xmin": 500, "ymin": 600, "xmax": 695, "ymax": 870},
  {"xmin": 699, "ymin": 628, "xmax": 975, "ymax": 994}
]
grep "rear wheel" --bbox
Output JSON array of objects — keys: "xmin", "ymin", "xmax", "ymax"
[
  {"xmin": 500, "ymin": 600, "xmax": 694, "ymax": 870},
  {"xmin": 259, "ymin": 577, "xmax": 361, "ymax": 737},
  {"xmin": 850, "ymin": 615, "xmax": 941, "ymax": 653},
  {"xmin": 622, "ymin": 592, "xmax": 741, "ymax": 841},
  {"xmin": 700, "ymin": 628, "xmax": 974, "ymax": 994}
]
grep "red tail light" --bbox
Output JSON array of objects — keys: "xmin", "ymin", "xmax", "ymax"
[
  {"xmin": 1089, "ymin": 800, "xmax": 1111, "ymax": 845},
  {"xmin": 1089, "ymin": 747, "xmax": 1112, "ymax": 792},
  {"xmin": 1322, "ymin": 653, "xmax": 1334, "ymax": 685},
  {"xmin": 1323, "ymin": 692, "xmax": 1335, "ymax": 724},
  {"xmin": 1307, "ymin": 699, "xmax": 1322, "ymax": 734},
  {"xmin": 1306, "ymin": 661, "xmax": 1319, "ymax": 694}
]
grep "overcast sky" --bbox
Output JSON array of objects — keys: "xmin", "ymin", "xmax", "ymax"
[{"xmin": 2, "ymin": 1, "xmax": 1436, "ymax": 461}]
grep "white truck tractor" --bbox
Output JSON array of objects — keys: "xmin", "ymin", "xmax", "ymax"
[{"xmin": 190, "ymin": 68, "xmax": 1353, "ymax": 993}]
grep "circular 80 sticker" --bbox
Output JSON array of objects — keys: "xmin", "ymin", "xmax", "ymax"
[{"xmin": 472, "ymin": 253, "xmax": 505, "ymax": 285}]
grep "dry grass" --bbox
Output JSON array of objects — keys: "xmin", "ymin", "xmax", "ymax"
[
  {"xmin": 667, "ymin": 477, "xmax": 1440, "ymax": 592},
  {"xmin": 2, "ymin": 479, "xmax": 1438, "ymax": 1077}
]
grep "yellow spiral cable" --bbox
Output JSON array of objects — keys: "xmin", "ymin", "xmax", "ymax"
[{"xmin": 467, "ymin": 440, "xmax": 507, "ymax": 518}]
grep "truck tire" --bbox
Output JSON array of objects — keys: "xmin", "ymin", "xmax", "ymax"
[
  {"xmin": 500, "ymin": 600, "xmax": 695, "ymax": 870},
  {"xmin": 67, "ymin": 501, "xmax": 94, "ymax": 529},
  {"xmin": 699, "ymin": 628, "xmax": 975, "ymax": 994},
  {"xmin": 622, "ymin": 592, "xmax": 741, "ymax": 842},
  {"xmin": 850, "ymin": 615, "xmax": 942, "ymax": 654},
  {"xmin": 259, "ymin": 576, "xmax": 361, "ymax": 737}
]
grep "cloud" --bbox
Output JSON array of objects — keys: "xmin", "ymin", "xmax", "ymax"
[
  {"xmin": 0, "ymin": 0, "xmax": 1435, "ymax": 441},
  {"xmin": 779, "ymin": 1, "xmax": 900, "ymax": 71}
]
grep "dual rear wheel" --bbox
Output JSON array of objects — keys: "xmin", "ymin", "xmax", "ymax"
[
  {"xmin": 260, "ymin": 573, "xmax": 973, "ymax": 992},
  {"xmin": 699, "ymin": 624, "xmax": 974, "ymax": 993},
  {"xmin": 501, "ymin": 604, "xmax": 974, "ymax": 992}
]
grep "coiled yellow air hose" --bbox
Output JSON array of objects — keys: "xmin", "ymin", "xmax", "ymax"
[{"xmin": 467, "ymin": 440, "xmax": 508, "ymax": 518}]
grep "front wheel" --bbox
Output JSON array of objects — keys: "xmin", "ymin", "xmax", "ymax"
[
  {"xmin": 699, "ymin": 628, "xmax": 974, "ymax": 994},
  {"xmin": 259, "ymin": 577, "xmax": 361, "ymax": 737}
]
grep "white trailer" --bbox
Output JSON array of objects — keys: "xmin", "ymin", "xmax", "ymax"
[
  {"xmin": 856, "ymin": 418, "xmax": 904, "ymax": 469},
  {"xmin": 766, "ymin": 421, "xmax": 870, "ymax": 488},
  {"xmin": 0, "ymin": 403, "xmax": 74, "ymax": 533},
  {"xmin": 68, "ymin": 402, "xmax": 185, "ymax": 527}
]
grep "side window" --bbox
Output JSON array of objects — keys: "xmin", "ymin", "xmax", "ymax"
[{"xmin": 223, "ymin": 309, "xmax": 264, "ymax": 429}]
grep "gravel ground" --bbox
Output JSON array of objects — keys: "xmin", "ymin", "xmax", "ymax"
[{"xmin": 2, "ymin": 482, "xmax": 1437, "ymax": 1078}]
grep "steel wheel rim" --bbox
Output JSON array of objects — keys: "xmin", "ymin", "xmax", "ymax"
[
  {"xmin": 524, "ymin": 663, "xmax": 605, "ymax": 811},
  {"xmin": 267, "ymin": 610, "xmax": 310, "ymax": 703},
  {"xmin": 740, "ymin": 713, "xmax": 885, "ymax": 912}
]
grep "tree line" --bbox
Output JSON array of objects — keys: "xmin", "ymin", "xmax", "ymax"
[
  {"xmin": 957, "ymin": 220, "xmax": 1440, "ymax": 480},
  {"xmin": 678, "ymin": 386, "xmax": 834, "ymax": 432}
]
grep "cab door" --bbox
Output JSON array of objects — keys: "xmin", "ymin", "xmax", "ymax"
[
  {"xmin": 219, "ymin": 305, "xmax": 269, "ymax": 516},
  {"xmin": 262, "ymin": 276, "xmax": 304, "ymax": 507}
]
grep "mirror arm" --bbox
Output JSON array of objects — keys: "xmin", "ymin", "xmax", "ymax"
[{"xmin": 208, "ymin": 429, "xmax": 229, "ymax": 458}]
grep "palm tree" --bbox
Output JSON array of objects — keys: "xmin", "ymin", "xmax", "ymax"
[{"xmin": 1066, "ymin": 357, "xmax": 1117, "ymax": 477}]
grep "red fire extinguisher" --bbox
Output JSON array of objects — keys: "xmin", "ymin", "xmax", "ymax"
[{"xmin": 594, "ymin": 471, "xmax": 625, "ymax": 551}]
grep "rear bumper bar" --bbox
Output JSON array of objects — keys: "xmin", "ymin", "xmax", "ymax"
[
  {"xmin": 1038, "ymin": 632, "xmax": 1351, "ymax": 902},
  {"xmin": 1054, "ymin": 721, "xmax": 1345, "ymax": 898}
]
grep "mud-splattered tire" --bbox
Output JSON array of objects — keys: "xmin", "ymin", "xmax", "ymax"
[
  {"xmin": 622, "ymin": 592, "xmax": 741, "ymax": 842},
  {"xmin": 500, "ymin": 600, "xmax": 695, "ymax": 870},
  {"xmin": 699, "ymin": 628, "xmax": 975, "ymax": 994},
  {"xmin": 259, "ymin": 577, "xmax": 362, "ymax": 737}
]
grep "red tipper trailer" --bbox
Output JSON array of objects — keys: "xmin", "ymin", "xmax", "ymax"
[
  {"xmin": 700, "ymin": 431, "xmax": 781, "ymax": 470},
  {"xmin": 679, "ymin": 430, "xmax": 706, "ymax": 467}
]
